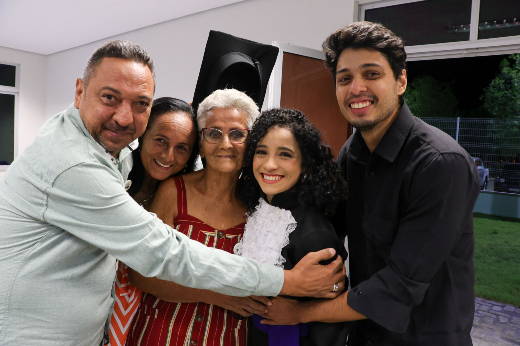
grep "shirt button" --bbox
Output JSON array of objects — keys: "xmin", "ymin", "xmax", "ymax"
[
  {"xmin": 367, "ymin": 341, "xmax": 372, "ymax": 345},
  {"xmin": 217, "ymin": 231, "xmax": 225, "ymax": 239},
  {"xmin": 370, "ymin": 171, "xmax": 375, "ymax": 176},
  {"xmin": 196, "ymin": 315, "xmax": 203, "ymax": 322},
  {"xmin": 367, "ymin": 206, "xmax": 372, "ymax": 212},
  {"xmin": 352, "ymin": 287, "xmax": 358, "ymax": 292},
  {"xmin": 357, "ymin": 291, "xmax": 362, "ymax": 295},
  {"xmin": 190, "ymin": 340, "xmax": 197, "ymax": 345}
]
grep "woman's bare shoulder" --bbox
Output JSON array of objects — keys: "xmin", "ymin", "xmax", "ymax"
[
  {"xmin": 149, "ymin": 177, "xmax": 179, "ymax": 223},
  {"xmin": 180, "ymin": 170, "xmax": 205, "ymax": 185},
  {"xmin": 155, "ymin": 176, "xmax": 178, "ymax": 198}
]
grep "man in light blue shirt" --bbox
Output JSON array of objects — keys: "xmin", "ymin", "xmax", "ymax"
[{"xmin": 0, "ymin": 41, "xmax": 345, "ymax": 346}]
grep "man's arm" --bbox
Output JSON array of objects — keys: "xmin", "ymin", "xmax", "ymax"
[
  {"xmin": 45, "ymin": 163, "xmax": 281, "ymax": 297},
  {"xmin": 129, "ymin": 269, "xmax": 271, "ymax": 316},
  {"xmin": 44, "ymin": 162, "xmax": 344, "ymax": 299},
  {"xmin": 261, "ymin": 291, "xmax": 366, "ymax": 325}
]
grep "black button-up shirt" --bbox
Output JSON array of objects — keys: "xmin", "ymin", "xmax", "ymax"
[{"xmin": 336, "ymin": 104, "xmax": 480, "ymax": 346}]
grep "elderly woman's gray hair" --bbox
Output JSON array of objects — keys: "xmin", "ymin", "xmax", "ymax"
[{"xmin": 196, "ymin": 89, "xmax": 260, "ymax": 129}]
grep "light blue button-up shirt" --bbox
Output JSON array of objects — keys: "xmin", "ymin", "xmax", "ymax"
[{"xmin": 0, "ymin": 104, "xmax": 284, "ymax": 346}]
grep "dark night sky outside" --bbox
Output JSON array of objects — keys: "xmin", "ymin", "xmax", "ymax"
[{"xmin": 406, "ymin": 54, "xmax": 508, "ymax": 116}]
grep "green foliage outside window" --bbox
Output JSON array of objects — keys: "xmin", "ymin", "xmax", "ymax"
[
  {"xmin": 404, "ymin": 75, "xmax": 460, "ymax": 118},
  {"xmin": 481, "ymin": 55, "xmax": 520, "ymax": 158},
  {"xmin": 481, "ymin": 54, "xmax": 520, "ymax": 119}
]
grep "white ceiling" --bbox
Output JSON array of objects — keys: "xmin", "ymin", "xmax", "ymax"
[{"xmin": 0, "ymin": 0, "xmax": 245, "ymax": 55}]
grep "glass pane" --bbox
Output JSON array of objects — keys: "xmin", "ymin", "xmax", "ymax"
[
  {"xmin": 0, "ymin": 64, "xmax": 16, "ymax": 87},
  {"xmin": 365, "ymin": 0, "xmax": 472, "ymax": 46},
  {"xmin": 0, "ymin": 93, "xmax": 15, "ymax": 165},
  {"xmin": 479, "ymin": 0, "xmax": 520, "ymax": 39},
  {"xmin": 406, "ymin": 54, "xmax": 520, "ymax": 181}
]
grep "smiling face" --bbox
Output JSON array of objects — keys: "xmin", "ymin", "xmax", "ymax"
[
  {"xmin": 253, "ymin": 126, "xmax": 302, "ymax": 203},
  {"xmin": 200, "ymin": 107, "xmax": 248, "ymax": 174},
  {"xmin": 74, "ymin": 57, "xmax": 155, "ymax": 156},
  {"xmin": 335, "ymin": 48, "xmax": 407, "ymax": 134},
  {"xmin": 140, "ymin": 111, "xmax": 196, "ymax": 181}
]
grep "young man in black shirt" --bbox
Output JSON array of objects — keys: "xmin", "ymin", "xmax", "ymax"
[{"xmin": 261, "ymin": 21, "xmax": 480, "ymax": 346}]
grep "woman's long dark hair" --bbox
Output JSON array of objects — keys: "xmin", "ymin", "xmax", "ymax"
[
  {"xmin": 127, "ymin": 97, "xmax": 199, "ymax": 197},
  {"xmin": 237, "ymin": 108, "xmax": 346, "ymax": 216}
]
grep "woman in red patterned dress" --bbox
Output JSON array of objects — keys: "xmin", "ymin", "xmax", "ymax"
[
  {"xmin": 126, "ymin": 89, "xmax": 271, "ymax": 346},
  {"xmin": 108, "ymin": 97, "xmax": 199, "ymax": 346}
]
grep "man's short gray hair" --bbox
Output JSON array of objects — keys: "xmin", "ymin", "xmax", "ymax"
[
  {"xmin": 197, "ymin": 89, "xmax": 260, "ymax": 129},
  {"xmin": 83, "ymin": 40, "xmax": 155, "ymax": 87}
]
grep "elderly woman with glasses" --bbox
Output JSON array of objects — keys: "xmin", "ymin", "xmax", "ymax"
[{"xmin": 126, "ymin": 89, "xmax": 270, "ymax": 346}]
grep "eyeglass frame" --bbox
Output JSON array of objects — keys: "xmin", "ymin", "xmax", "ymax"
[{"xmin": 200, "ymin": 127, "xmax": 251, "ymax": 144}]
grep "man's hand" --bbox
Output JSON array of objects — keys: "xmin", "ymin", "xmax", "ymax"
[
  {"xmin": 280, "ymin": 248, "xmax": 346, "ymax": 298},
  {"xmin": 260, "ymin": 296, "xmax": 303, "ymax": 325}
]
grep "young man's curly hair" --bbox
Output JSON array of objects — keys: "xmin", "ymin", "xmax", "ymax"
[{"xmin": 237, "ymin": 108, "xmax": 346, "ymax": 216}]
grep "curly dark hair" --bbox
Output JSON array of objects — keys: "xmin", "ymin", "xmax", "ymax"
[
  {"xmin": 322, "ymin": 21, "xmax": 407, "ymax": 104},
  {"xmin": 127, "ymin": 97, "xmax": 199, "ymax": 197},
  {"xmin": 237, "ymin": 108, "xmax": 346, "ymax": 216}
]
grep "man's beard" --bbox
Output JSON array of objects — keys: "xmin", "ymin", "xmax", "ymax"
[
  {"xmin": 93, "ymin": 133, "xmax": 121, "ymax": 154},
  {"xmin": 91, "ymin": 122, "xmax": 135, "ymax": 154},
  {"xmin": 350, "ymin": 117, "xmax": 381, "ymax": 131}
]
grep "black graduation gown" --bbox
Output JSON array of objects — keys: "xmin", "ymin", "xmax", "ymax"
[{"xmin": 249, "ymin": 190, "xmax": 350, "ymax": 346}]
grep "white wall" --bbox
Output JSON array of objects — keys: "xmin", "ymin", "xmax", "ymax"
[
  {"xmin": 46, "ymin": 0, "xmax": 355, "ymax": 118},
  {"xmin": 2, "ymin": 0, "xmax": 356, "ymax": 180},
  {"xmin": 0, "ymin": 46, "xmax": 47, "ymax": 179}
]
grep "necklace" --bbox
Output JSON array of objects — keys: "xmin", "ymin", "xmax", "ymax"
[{"xmin": 137, "ymin": 192, "xmax": 156, "ymax": 207}]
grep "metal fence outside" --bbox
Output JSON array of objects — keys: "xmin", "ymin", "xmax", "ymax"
[{"xmin": 421, "ymin": 117, "xmax": 520, "ymax": 193}]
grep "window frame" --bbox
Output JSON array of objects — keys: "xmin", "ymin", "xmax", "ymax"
[
  {"xmin": 355, "ymin": 0, "xmax": 520, "ymax": 61},
  {"xmin": 0, "ymin": 61, "xmax": 20, "ymax": 171}
]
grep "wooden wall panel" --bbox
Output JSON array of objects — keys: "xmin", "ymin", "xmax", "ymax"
[{"xmin": 280, "ymin": 52, "xmax": 353, "ymax": 158}]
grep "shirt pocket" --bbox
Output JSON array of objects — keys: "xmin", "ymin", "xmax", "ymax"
[{"xmin": 364, "ymin": 214, "xmax": 399, "ymax": 259}]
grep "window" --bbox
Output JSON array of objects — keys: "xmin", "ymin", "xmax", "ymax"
[
  {"xmin": 0, "ymin": 64, "xmax": 17, "ymax": 88},
  {"xmin": 364, "ymin": 0, "xmax": 473, "ymax": 46},
  {"xmin": 0, "ymin": 62, "xmax": 19, "ymax": 168},
  {"xmin": 357, "ymin": 1, "xmax": 520, "ymax": 190},
  {"xmin": 0, "ymin": 93, "xmax": 15, "ymax": 165},
  {"xmin": 359, "ymin": 0, "xmax": 520, "ymax": 51},
  {"xmin": 478, "ymin": 0, "xmax": 520, "ymax": 40}
]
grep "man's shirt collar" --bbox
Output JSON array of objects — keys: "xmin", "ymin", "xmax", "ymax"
[
  {"xmin": 349, "ymin": 103, "xmax": 414, "ymax": 163},
  {"xmin": 373, "ymin": 103, "xmax": 414, "ymax": 163},
  {"xmin": 67, "ymin": 103, "xmax": 92, "ymax": 139},
  {"xmin": 120, "ymin": 140, "xmax": 138, "ymax": 161},
  {"xmin": 349, "ymin": 129, "xmax": 370, "ymax": 163}
]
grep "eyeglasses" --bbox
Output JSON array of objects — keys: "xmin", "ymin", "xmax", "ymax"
[{"xmin": 201, "ymin": 128, "xmax": 250, "ymax": 144}]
